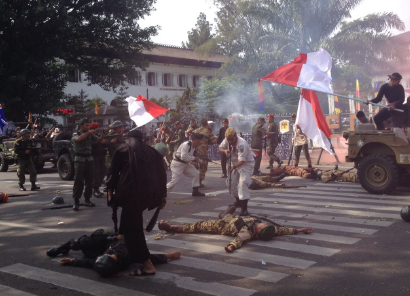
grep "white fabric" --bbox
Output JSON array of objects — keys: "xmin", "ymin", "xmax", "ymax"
[
  {"xmin": 219, "ymin": 137, "xmax": 255, "ymax": 164},
  {"xmin": 126, "ymin": 97, "xmax": 155, "ymax": 127},
  {"xmin": 226, "ymin": 164, "xmax": 253, "ymax": 200},
  {"xmin": 297, "ymin": 48, "xmax": 333, "ymax": 94},
  {"xmin": 175, "ymin": 141, "xmax": 196, "ymax": 162},
  {"xmin": 167, "ymin": 161, "xmax": 200, "ymax": 191},
  {"xmin": 296, "ymin": 96, "xmax": 333, "ymax": 154},
  {"xmin": 293, "ymin": 124, "xmax": 308, "ymax": 146}
]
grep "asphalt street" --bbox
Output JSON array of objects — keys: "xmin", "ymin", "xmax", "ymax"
[{"xmin": 1, "ymin": 160, "xmax": 410, "ymax": 296}]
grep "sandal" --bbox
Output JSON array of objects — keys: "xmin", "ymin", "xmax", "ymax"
[
  {"xmin": 129, "ymin": 267, "xmax": 155, "ymax": 277},
  {"xmin": 220, "ymin": 174, "xmax": 227, "ymax": 178}
]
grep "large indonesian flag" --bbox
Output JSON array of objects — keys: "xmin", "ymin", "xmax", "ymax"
[
  {"xmin": 296, "ymin": 89, "xmax": 333, "ymax": 154},
  {"xmin": 126, "ymin": 95, "xmax": 169, "ymax": 127},
  {"xmin": 261, "ymin": 48, "xmax": 332, "ymax": 93}
]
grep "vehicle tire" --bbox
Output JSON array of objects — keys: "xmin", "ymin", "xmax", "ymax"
[
  {"xmin": 358, "ymin": 154, "xmax": 399, "ymax": 194},
  {"xmin": 58, "ymin": 153, "xmax": 74, "ymax": 180},
  {"xmin": 0, "ymin": 153, "xmax": 9, "ymax": 172}
]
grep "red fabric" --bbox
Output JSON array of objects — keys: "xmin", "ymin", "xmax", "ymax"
[
  {"xmin": 89, "ymin": 122, "xmax": 100, "ymax": 129},
  {"xmin": 301, "ymin": 89, "xmax": 331, "ymax": 138},
  {"xmin": 261, "ymin": 54, "xmax": 307, "ymax": 86},
  {"xmin": 267, "ymin": 114, "xmax": 274, "ymax": 118},
  {"xmin": 136, "ymin": 95, "xmax": 169, "ymax": 118}
]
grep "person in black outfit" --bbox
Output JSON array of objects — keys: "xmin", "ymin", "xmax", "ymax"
[
  {"xmin": 217, "ymin": 118, "xmax": 230, "ymax": 178},
  {"xmin": 89, "ymin": 122, "xmax": 106, "ymax": 197},
  {"xmin": 107, "ymin": 128, "xmax": 167, "ymax": 276},
  {"xmin": 366, "ymin": 72, "xmax": 405, "ymax": 130}
]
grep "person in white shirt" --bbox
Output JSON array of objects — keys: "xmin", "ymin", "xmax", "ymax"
[
  {"xmin": 166, "ymin": 133, "xmax": 205, "ymax": 197},
  {"xmin": 219, "ymin": 127, "xmax": 255, "ymax": 216}
]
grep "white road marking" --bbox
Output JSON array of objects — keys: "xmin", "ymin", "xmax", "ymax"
[
  {"xmin": 0, "ymin": 284, "xmax": 36, "ymax": 296},
  {"xmin": 0, "ymin": 221, "xmax": 62, "ymax": 233},
  {"xmin": 148, "ymin": 237, "xmax": 316, "ymax": 269},
  {"xmin": 0, "ymin": 263, "xmax": 153, "ymax": 296},
  {"xmin": 285, "ymin": 188, "xmax": 410, "ymax": 198}
]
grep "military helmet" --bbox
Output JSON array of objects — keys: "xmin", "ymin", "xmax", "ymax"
[
  {"xmin": 109, "ymin": 121, "xmax": 124, "ymax": 128},
  {"xmin": 400, "ymin": 206, "xmax": 410, "ymax": 222},
  {"xmin": 20, "ymin": 129, "xmax": 31, "ymax": 136},
  {"xmin": 248, "ymin": 179, "xmax": 260, "ymax": 190},
  {"xmin": 94, "ymin": 255, "xmax": 118, "ymax": 277},
  {"xmin": 52, "ymin": 196, "xmax": 65, "ymax": 205},
  {"xmin": 77, "ymin": 118, "xmax": 89, "ymax": 126}
]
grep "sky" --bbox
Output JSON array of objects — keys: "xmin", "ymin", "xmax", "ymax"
[{"xmin": 139, "ymin": 0, "xmax": 410, "ymax": 46}]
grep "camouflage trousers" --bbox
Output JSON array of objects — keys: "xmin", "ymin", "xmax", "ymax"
[
  {"xmin": 321, "ymin": 170, "xmax": 358, "ymax": 183},
  {"xmin": 267, "ymin": 142, "xmax": 280, "ymax": 165},
  {"xmin": 271, "ymin": 166, "xmax": 320, "ymax": 179},
  {"xmin": 251, "ymin": 176, "xmax": 285, "ymax": 189},
  {"xmin": 17, "ymin": 158, "xmax": 37, "ymax": 185},
  {"xmin": 183, "ymin": 219, "xmax": 228, "ymax": 235},
  {"xmin": 199, "ymin": 157, "xmax": 208, "ymax": 182}
]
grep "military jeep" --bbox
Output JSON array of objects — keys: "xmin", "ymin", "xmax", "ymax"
[
  {"xmin": 345, "ymin": 123, "xmax": 410, "ymax": 194},
  {"xmin": 53, "ymin": 132, "xmax": 75, "ymax": 180}
]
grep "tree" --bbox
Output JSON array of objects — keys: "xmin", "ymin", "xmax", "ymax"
[
  {"xmin": 170, "ymin": 87, "xmax": 198, "ymax": 122},
  {"xmin": 64, "ymin": 89, "xmax": 89, "ymax": 115},
  {"xmin": 86, "ymin": 97, "xmax": 106, "ymax": 113},
  {"xmin": 0, "ymin": 0, "xmax": 157, "ymax": 121},
  {"xmin": 182, "ymin": 13, "xmax": 214, "ymax": 50},
  {"xmin": 111, "ymin": 87, "xmax": 129, "ymax": 121}
]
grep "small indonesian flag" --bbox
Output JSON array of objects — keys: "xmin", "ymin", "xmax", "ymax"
[
  {"xmin": 126, "ymin": 95, "xmax": 169, "ymax": 127},
  {"xmin": 261, "ymin": 48, "xmax": 332, "ymax": 94},
  {"xmin": 95, "ymin": 103, "xmax": 100, "ymax": 115},
  {"xmin": 296, "ymin": 89, "xmax": 333, "ymax": 154}
]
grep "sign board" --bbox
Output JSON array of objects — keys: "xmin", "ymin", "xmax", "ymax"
[{"xmin": 279, "ymin": 119, "xmax": 290, "ymax": 133}]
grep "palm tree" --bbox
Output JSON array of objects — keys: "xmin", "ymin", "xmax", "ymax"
[{"xmin": 85, "ymin": 97, "xmax": 106, "ymax": 113}]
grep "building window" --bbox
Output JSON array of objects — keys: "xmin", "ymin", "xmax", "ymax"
[
  {"xmin": 68, "ymin": 69, "xmax": 81, "ymax": 82},
  {"xmin": 162, "ymin": 73, "xmax": 173, "ymax": 87},
  {"xmin": 147, "ymin": 72, "xmax": 157, "ymax": 86},
  {"xmin": 193, "ymin": 75, "xmax": 201, "ymax": 87},
  {"xmin": 128, "ymin": 72, "xmax": 142, "ymax": 85},
  {"xmin": 178, "ymin": 74, "xmax": 187, "ymax": 87}
]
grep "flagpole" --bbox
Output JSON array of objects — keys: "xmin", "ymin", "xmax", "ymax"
[{"xmin": 260, "ymin": 79, "xmax": 404, "ymax": 113}]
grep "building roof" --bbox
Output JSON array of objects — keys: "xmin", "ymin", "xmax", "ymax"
[
  {"xmin": 392, "ymin": 31, "xmax": 410, "ymax": 42},
  {"xmin": 90, "ymin": 105, "xmax": 118, "ymax": 116}
]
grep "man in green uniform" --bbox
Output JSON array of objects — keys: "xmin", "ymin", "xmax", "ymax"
[
  {"xmin": 265, "ymin": 114, "xmax": 282, "ymax": 169},
  {"xmin": 169, "ymin": 121, "xmax": 186, "ymax": 160},
  {"xmin": 72, "ymin": 118, "xmax": 105, "ymax": 211},
  {"xmin": 249, "ymin": 174, "xmax": 286, "ymax": 190},
  {"xmin": 251, "ymin": 117, "xmax": 267, "ymax": 176},
  {"xmin": 186, "ymin": 119, "xmax": 198, "ymax": 140},
  {"xmin": 14, "ymin": 129, "xmax": 40, "ymax": 191},
  {"xmin": 159, "ymin": 206, "xmax": 312, "ymax": 253},
  {"xmin": 193, "ymin": 118, "xmax": 217, "ymax": 187}
]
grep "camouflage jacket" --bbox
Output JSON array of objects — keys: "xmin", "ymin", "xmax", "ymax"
[{"xmin": 192, "ymin": 127, "xmax": 217, "ymax": 156}]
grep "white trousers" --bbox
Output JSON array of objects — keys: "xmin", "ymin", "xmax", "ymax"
[
  {"xmin": 167, "ymin": 161, "xmax": 200, "ymax": 192},
  {"xmin": 226, "ymin": 163, "xmax": 253, "ymax": 200}
]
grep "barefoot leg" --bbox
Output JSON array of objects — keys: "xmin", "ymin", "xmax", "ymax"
[
  {"xmin": 166, "ymin": 252, "xmax": 181, "ymax": 260},
  {"xmin": 296, "ymin": 227, "xmax": 313, "ymax": 234}
]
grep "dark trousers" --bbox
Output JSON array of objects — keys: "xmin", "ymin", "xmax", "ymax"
[
  {"xmin": 221, "ymin": 153, "xmax": 228, "ymax": 175},
  {"xmin": 17, "ymin": 158, "xmax": 36, "ymax": 185},
  {"xmin": 295, "ymin": 144, "xmax": 311, "ymax": 161},
  {"xmin": 374, "ymin": 108, "xmax": 404, "ymax": 130},
  {"xmin": 92, "ymin": 156, "xmax": 106, "ymax": 190},
  {"xmin": 73, "ymin": 160, "xmax": 94, "ymax": 201},
  {"xmin": 253, "ymin": 148, "xmax": 262, "ymax": 174},
  {"xmin": 120, "ymin": 207, "xmax": 150, "ymax": 263}
]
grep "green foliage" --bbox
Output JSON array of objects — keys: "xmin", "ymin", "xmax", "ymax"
[
  {"xmin": 85, "ymin": 97, "xmax": 106, "ymax": 113},
  {"xmin": 182, "ymin": 13, "xmax": 214, "ymax": 50},
  {"xmin": 0, "ymin": 0, "xmax": 157, "ymax": 121},
  {"xmin": 171, "ymin": 87, "xmax": 197, "ymax": 122},
  {"xmin": 64, "ymin": 89, "xmax": 89, "ymax": 114}
]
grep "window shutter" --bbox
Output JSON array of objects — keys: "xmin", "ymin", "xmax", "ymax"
[
  {"xmin": 177, "ymin": 75, "xmax": 179, "ymax": 87},
  {"xmin": 145, "ymin": 73, "xmax": 148, "ymax": 85},
  {"xmin": 171, "ymin": 74, "xmax": 174, "ymax": 86},
  {"xmin": 155, "ymin": 73, "xmax": 158, "ymax": 86}
]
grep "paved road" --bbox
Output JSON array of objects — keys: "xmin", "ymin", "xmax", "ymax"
[{"xmin": 1, "ymin": 162, "xmax": 410, "ymax": 295}]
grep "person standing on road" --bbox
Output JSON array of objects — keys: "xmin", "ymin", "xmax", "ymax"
[
  {"xmin": 219, "ymin": 127, "xmax": 255, "ymax": 216},
  {"xmin": 14, "ymin": 129, "xmax": 40, "ymax": 191},
  {"xmin": 265, "ymin": 114, "xmax": 282, "ymax": 169},
  {"xmin": 72, "ymin": 118, "xmax": 105, "ymax": 211},
  {"xmin": 89, "ymin": 122, "xmax": 106, "ymax": 198},
  {"xmin": 251, "ymin": 117, "xmax": 267, "ymax": 176},
  {"xmin": 168, "ymin": 121, "xmax": 186, "ymax": 160},
  {"xmin": 291, "ymin": 114, "xmax": 312, "ymax": 168},
  {"xmin": 186, "ymin": 119, "xmax": 198, "ymax": 139},
  {"xmin": 217, "ymin": 118, "xmax": 230, "ymax": 178}
]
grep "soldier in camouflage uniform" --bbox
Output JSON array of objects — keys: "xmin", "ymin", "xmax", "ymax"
[
  {"xmin": 265, "ymin": 114, "xmax": 282, "ymax": 169},
  {"xmin": 251, "ymin": 117, "xmax": 267, "ymax": 175},
  {"xmin": 320, "ymin": 170, "xmax": 358, "ymax": 183},
  {"xmin": 159, "ymin": 206, "xmax": 312, "ymax": 253},
  {"xmin": 193, "ymin": 118, "xmax": 217, "ymax": 187},
  {"xmin": 185, "ymin": 119, "xmax": 198, "ymax": 140},
  {"xmin": 249, "ymin": 174, "xmax": 286, "ymax": 189},
  {"xmin": 168, "ymin": 121, "xmax": 185, "ymax": 160},
  {"xmin": 14, "ymin": 129, "xmax": 40, "ymax": 191}
]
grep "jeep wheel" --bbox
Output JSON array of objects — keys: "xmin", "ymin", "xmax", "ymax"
[
  {"xmin": 0, "ymin": 153, "xmax": 9, "ymax": 172},
  {"xmin": 358, "ymin": 154, "xmax": 399, "ymax": 194},
  {"xmin": 58, "ymin": 153, "xmax": 74, "ymax": 180}
]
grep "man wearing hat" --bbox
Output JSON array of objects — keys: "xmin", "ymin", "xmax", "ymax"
[
  {"xmin": 72, "ymin": 118, "xmax": 106, "ymax": 211},
  {"xmin": 219, "ymin": 127, "xmax": 254, "ymax": 216},
  {"xmin": 166, "ymin": 133, "xmax": 206, "ymax": 196},
  {"xmin": 159, "ymin": 206, "xmax": 312, "ymax": 253},
  {"xmin": 366, "ymin": 72, "xmax": 406, "ymax": 130},
  {"xmin": 251, "ymin": 117, "xmax": 267, "ymax": 176},
  {"xmin": 13, "ymin": 129, "xmax": 41, "ymax": 191},
  {"xmin": 266, "ymin": 114, "xmax": 282, "ymax": 169}
]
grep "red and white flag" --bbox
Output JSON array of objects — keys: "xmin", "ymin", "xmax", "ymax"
[
  {"xmin": 261, "ymin": 48, "xmax": 332, "ymax": 94},
  {"xmin": 126, "ymin": 95, "xmax": 169, "ymax": 127},
  {"xmin": 296, "ymin": 89, "xmax": 333, "ymax": 154}
]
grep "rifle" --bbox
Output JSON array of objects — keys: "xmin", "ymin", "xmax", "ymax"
[
  {"xmin": 324, "ymin": 167, "xmax": 355, "ymax": 183},
  {"xmin": 30, "ymin": 118, "xmax": 38, "ymax": 136},
  {"xmin": 145, "ymin": 207, "xmax": 161, "ymax": 232},
  {"xmin": 41, "ymin": 204, "xmax": 85, "ymax": 210},
  {"xmin": 104, "ymin": 133, "xmax": 128, "ymax": 141},
  {"xmin": 45, "ymin": 127, "xmax": 55, "ymax": 139},
  {"xmin": 106, "ymin": 189, "xmax": 119, "ymax": 233},
  {"xmin": 250, "ymin": 214, "xmax": 284, "ymax": 228},
  {"xmin": 197, "ymin": 157, "xmax": 219, "ymax": 165}
]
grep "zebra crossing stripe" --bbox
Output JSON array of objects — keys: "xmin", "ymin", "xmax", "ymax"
[
  {"xmin": 0, "ymin": 221, "xmax": 62, "ymax": 233},
  {"xmin": 286, "ymin": 187, "xmax": 410, "ymax": 197},
  {"xmin": 254, "ymin": 197, "xmax": 401, "ymax": 212},
  {"xmin": 269, "ymin": 192, "xmax": 410, "ymax": 206},
  {"xmin": 195, "ymin": 210, "xmax": 394, "ymax": 227},
  {"xmin": 148, "ymin": 237, "xmax": 316, "ymax": 269},
  {"xmin": 0, "ymin": 284, "xmax": 36, "ymax": 296},
  {"xmin": 245, "ymin": 201, "xmax": 400, "ymax": 219},
  {"xmin": 0, "ymin": 263, "xmax": 153, "ymax": 296}
]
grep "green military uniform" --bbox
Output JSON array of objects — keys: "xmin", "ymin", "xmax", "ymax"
[
  {"xmin": 182, "ymin": 214, "xmax": 297, "ymax": 250},
  {"xmin": 321, "ymin": 170, "xmax": 358, "ymax": 183},
  {"xmin": 105, "ymin": 131, "xmax": 125, "ymax": 170},
  {"xmin": 192, "ymin": 126, "xmax": 217, "ymax": 183},
  {"xmin": 14, "ymin": 137, "xmax": 37, "ymax": 186},
  {"xmin": 169, "ymin": 127, "xmax": 186, "ymax": 160},
  {"xmin": 267, "ymin": 121, "xmax": 280, "ymax": 166},
  {"xmin": 186, "ymin": 124, "xmax": 198, "ymax": 140},
  {"xmin": 250, "ymin": 175, "xmax": 285, "ymax": 189},
  {"xmin": 72, "ymin": 131, "xmax": 98, "ymax": 202},
  {"xmin": 251, "ymin": 122, "xmax": 266, "ymax": 175}
]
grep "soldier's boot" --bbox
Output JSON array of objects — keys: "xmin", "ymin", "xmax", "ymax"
[
  {"xmin": 229, "ymin": 197, "xmax": 241, "ymax": 207},
  {"xmin": 239, "ymin": 199, "xmax": 249, "ymax": 216},
  {"xmin": 219, "ymin": 206, "xmax": 237, "ymax": 219},
  {"xmin": 192, "ymin": 187, "xmax": 205, "ymax": 197},
  {"xmin": 19, "ymin": 185, "xmax": 26, "ymax": 191},
  {"xmin": 158, "ymin": 222, "xmax": 184, "ymax": 233},
  {"xmin": 73, "ymin": 199, "xmax": 80, "ymax": 211},
  {"xmin": 46, "ymin": 239, "xmax": 74, "ymax": 258},
  {"xmin": 31, "ymin": 182, "xmax": 40, "ymax": 191},
  {"xmin": 93, "ymin": 189, "xmax": 104, "ymax": 198},
  {"xmin": 84, "ymin": 199, "xmax": 95, "ymax": 207}
]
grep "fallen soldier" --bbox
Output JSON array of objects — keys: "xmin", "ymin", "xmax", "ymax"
[
  {"xmin": 249, "ymin": 174, "xmax": 286, "ymax": 189},
  {"xmin": 159, "ymin": 206, "xmax": 312, "ymax": 253},
  {"xmin": 46, "ymin": 229, "xmax": 180, "ymax": 277}
]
